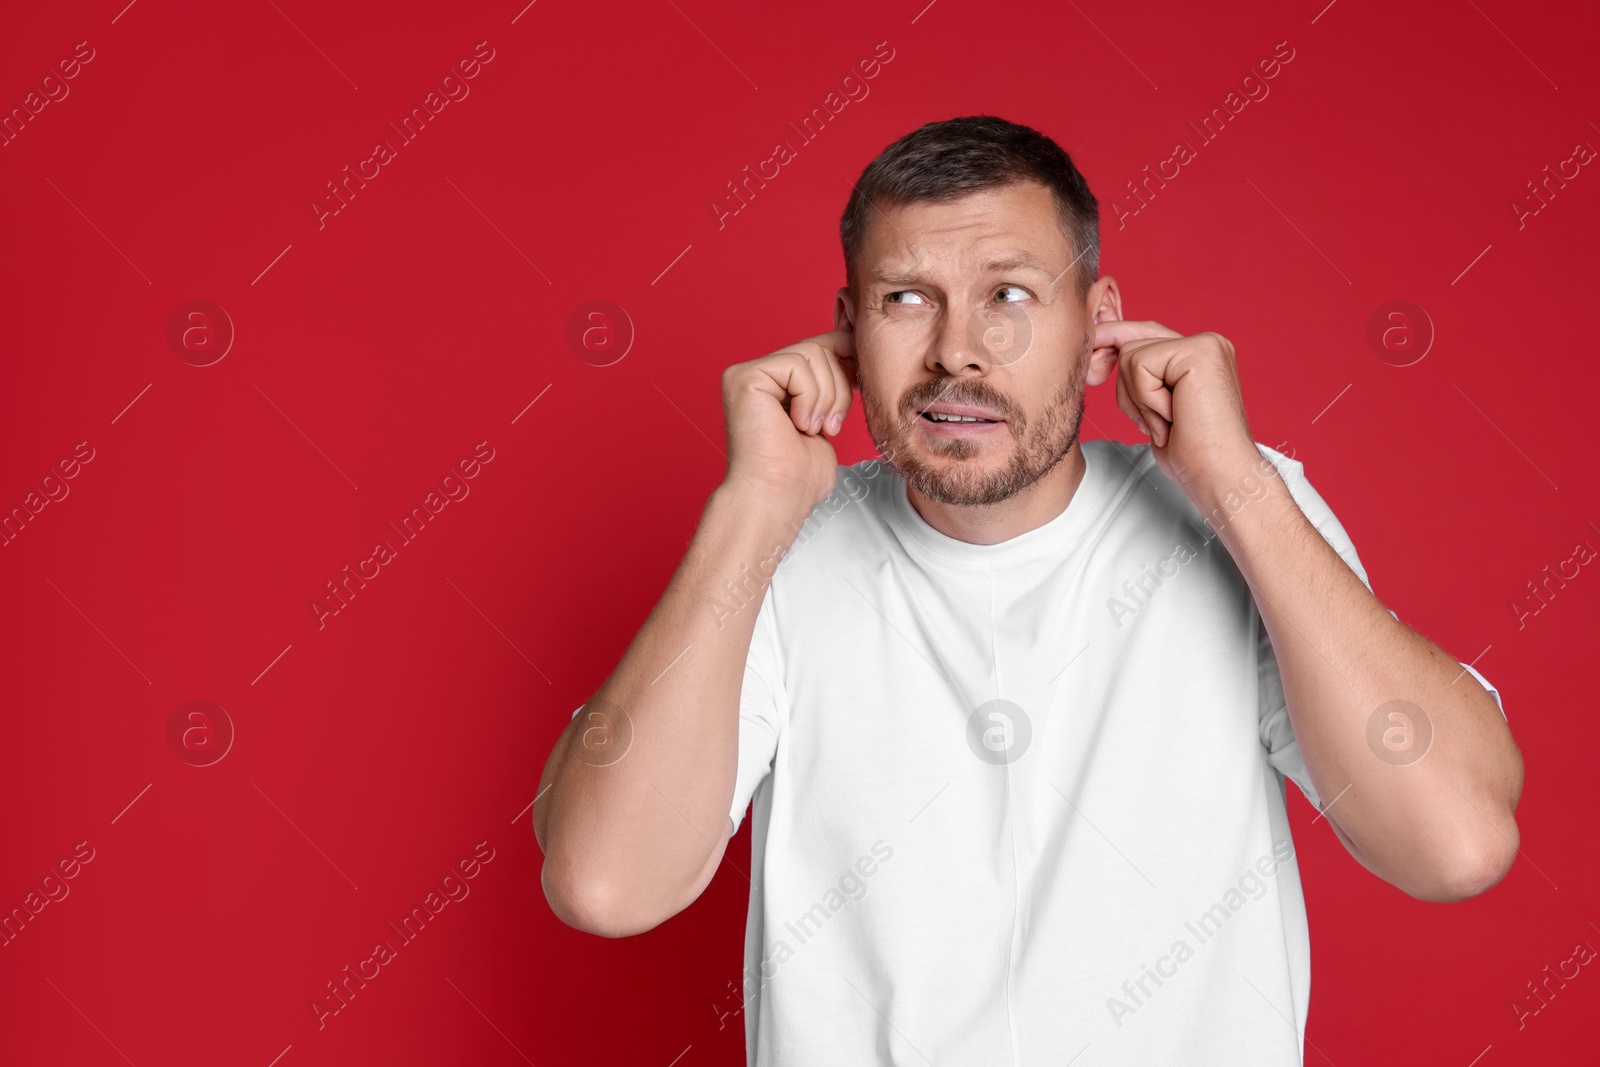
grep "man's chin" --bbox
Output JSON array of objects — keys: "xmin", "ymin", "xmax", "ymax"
[{"xmin": 898, "ymin": 453, "xmax": 1024, "ymax": 506}]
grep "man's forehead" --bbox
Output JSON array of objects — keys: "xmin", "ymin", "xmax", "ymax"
[
  {"xmin": 867, "ymin": 241, "xmax": 1068, "ymax": 287},
  {"xmin": 862, "ymin": 188, "xmax": 1071, "ymax": 283}
]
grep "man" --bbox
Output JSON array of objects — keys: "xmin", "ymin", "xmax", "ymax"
[{"xmin": 534, "ymin": 115, "xmax": 1523, "ymax": 1064}]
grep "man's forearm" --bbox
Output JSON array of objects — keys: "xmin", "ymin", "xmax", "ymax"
[
  {"xmin": 536, "ymin": 481, "xmax": 807, "ymax": 934},
  {"xmin": 1202, "ymin": 448, "xmax": 1523, "ymax": 901}
]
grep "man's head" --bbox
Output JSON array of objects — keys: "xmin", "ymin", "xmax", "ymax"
[{"xmin": 834, "ymin": 115, "xmax": 1122, "ymax": 508}]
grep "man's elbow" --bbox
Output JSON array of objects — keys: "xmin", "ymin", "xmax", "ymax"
[
  {"xmin": 1413, "ymin": 823, "xmax": 1519, "ymax": 902},
  {"xmin": 540, "ymin": 864, "xmax": 666, "ymax": 939}
]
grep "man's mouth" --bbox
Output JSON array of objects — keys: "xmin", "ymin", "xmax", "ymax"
[
  {"xmin": 918, "ymin": 402, "xmax": 1005, "ymax": 425},
  {"xmin": 914, "ymin": 401, "xmax": 1007, "ymax": 437}
]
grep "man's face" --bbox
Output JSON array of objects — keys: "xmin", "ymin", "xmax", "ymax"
[{"xmin": 837, "ymin": 180, "xmax": 1117, "ymax": 508}]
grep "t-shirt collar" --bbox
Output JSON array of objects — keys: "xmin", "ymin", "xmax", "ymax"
[{"xmin": 882, "ymin": 441, "xmax": 1112, "ymax": 566}]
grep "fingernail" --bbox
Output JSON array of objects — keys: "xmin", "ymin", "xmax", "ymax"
[
  {"xmin": 827, "ymin": 412, "xmax": 843, "ymax": 434},
  {"xmin": 1135, "ymin": 415, "xmax": 1149, "ymax": 435}
]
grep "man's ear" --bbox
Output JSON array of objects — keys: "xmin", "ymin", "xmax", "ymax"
[
  {"xmin": 833, "ymin": 286, "xmax": 861, "ymax": 391},
  {"xmin": 1083, "ymin": 276, "xmax": 1123, "ymax": 388}
]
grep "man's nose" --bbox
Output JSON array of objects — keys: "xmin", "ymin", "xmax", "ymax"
[{"xmin": 926, "ymin": 301, "xmax": 990, "ymax": 376}]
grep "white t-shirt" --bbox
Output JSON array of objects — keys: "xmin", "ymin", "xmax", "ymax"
[{"xmin": 718, "ymin": 439, "xmax": 1503, "ymax": 1065}]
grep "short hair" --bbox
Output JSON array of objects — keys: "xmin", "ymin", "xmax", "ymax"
[{"xmin": 839, "ymin": 115, "xmax": 1100, "ymax": 304}]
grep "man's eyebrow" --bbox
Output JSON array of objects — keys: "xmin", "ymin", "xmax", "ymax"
[{"xmin": 867, "ymin": 254, "xmax": 1056, "ymax": 286}]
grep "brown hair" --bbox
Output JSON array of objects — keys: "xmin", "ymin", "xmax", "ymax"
[{"xmin": 839, "ymin": 115, "xmax": 1100, "ymax": 303}]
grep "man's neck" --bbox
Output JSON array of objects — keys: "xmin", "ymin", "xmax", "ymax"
[{"xmin": 904, "ymin": 442, "xmax": 1088, "ymax": 546}]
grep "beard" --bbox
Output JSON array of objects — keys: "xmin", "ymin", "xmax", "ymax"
[{"xmin": 861, "ymin": 329, "xmax": 1090, "ymax": 508}]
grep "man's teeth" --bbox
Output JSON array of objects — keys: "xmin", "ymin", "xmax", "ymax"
[{"xmin": 926, "ymin": 412, "xmax": 993, "ymax": 422}]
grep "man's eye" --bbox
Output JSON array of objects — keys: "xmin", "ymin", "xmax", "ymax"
[
  {"xmin": 885, "ymin": 291, "xmax": 925, "ymax": 305},
  {"xmin": 994, "ymin": 285, "xmax": 1033, "ymax": 303}
]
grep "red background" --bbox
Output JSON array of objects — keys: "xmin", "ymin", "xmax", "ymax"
[{"xmin": 2, "ymin": 0, "xmax": 1596, "ymax": 1063}]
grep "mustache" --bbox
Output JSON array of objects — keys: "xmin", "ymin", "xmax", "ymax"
[{"xmin": 901, "ymin": 378, "xmax": 1016, "ymax": 421}]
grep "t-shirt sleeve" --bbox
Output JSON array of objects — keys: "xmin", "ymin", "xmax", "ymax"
[
  {"xmin": 729, "ymin": 589, "xmax": 785, "ymax": 835},
  {"xmin": 1249, "ymin": 445, "xmax": 1507, "ymax": 813}
]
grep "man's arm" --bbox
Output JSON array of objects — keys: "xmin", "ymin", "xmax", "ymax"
[
  {"xmin": 1201, "ymin": 449, "xmax": 1522, "ymax": 901},
  {"xmin": 534, "ymin": 331, "xmax": 856, "ymax": 937},
  {"xmin": 1097, "ymin": 319, "xmax": 1523, "ymax": 903}
]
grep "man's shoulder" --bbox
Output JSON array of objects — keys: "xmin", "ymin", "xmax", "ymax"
[
  {"xmin": 1088, "ymin": 437, "xmax": 1307, "ymax": 495},
  {"xmin": 767, "ymin": 459, "xmax": 900, "ymax": 573}
]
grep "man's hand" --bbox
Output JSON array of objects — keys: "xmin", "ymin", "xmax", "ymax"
[
  {"xmin": 720, "ymin": 329, "xmax": 856, "ymax": 515},
  {"xmin": 1095, "ymin": 320, "xmax": 1259, "ymax": 497}
]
